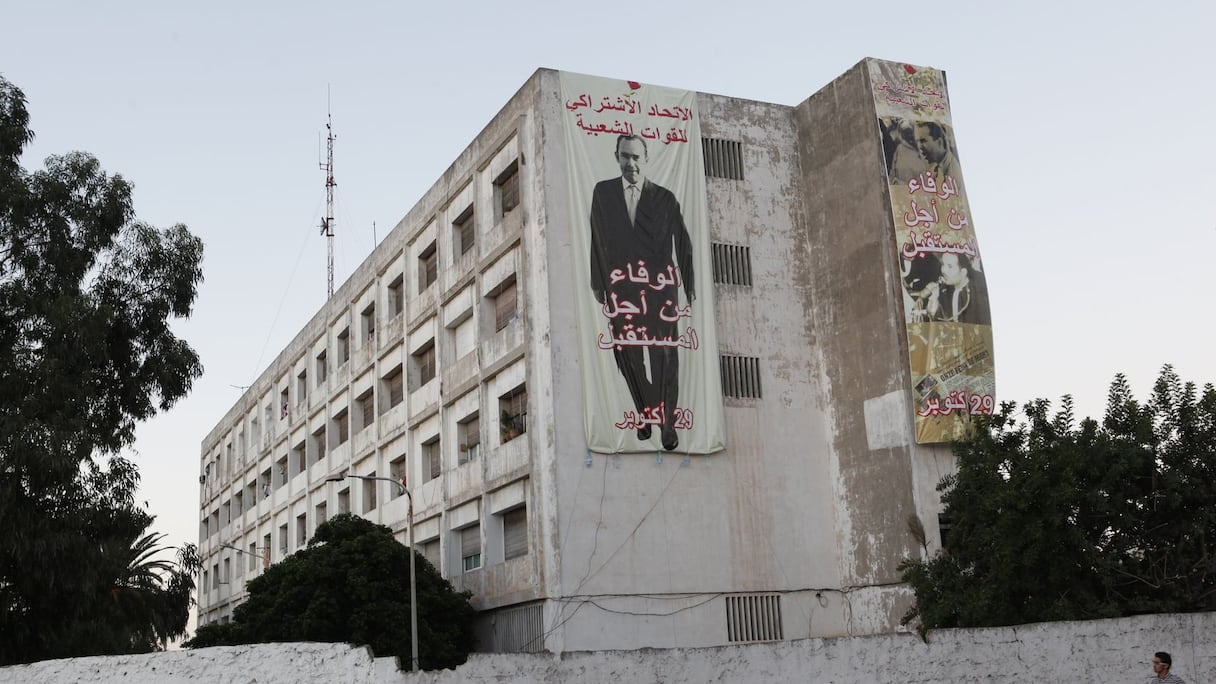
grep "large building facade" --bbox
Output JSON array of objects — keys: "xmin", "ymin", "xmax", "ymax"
[{"xmin": 197, "ymin": 58, "xmax": 992, "ymax": 653}]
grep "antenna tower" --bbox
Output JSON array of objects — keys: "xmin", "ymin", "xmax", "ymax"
[{"xmin": 319, "ymin": 106, "xmax": 336, "ymax": 298}]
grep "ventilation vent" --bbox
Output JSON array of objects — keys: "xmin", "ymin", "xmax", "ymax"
[
  {"xmin": 726, "ymin": 594, "xmax": 783, "ymax": 642},
  {"xmin": 720, "ymin": 355, "xmax": 762, "ymax": 399},
  {"xmin": 476, "ymin": 601, "xmax": 544, "ymax": 653},
  {"xmin": 702, "ymin": 137, "xmax": 744, "ymax": 180},
  {"xmin": 711, "ymin": 243, "xmax": 753, "ymax": 286}
]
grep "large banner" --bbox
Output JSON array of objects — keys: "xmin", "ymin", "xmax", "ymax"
[
  {"xmin": 560, "ymin": 72, "xmax": 725, "ymax": 454},
  {"xmin": 869, "ymin": 59, "xmax": 996, "ymax": 443}
]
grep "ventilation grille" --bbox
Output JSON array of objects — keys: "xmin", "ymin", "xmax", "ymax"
[
  {"xmin": 726, "ymin": 594, "xmax": 783, "ymax": 642},
  {"xmin": 711, "ymin": 243, "xmax": 753, "ymax": 286},
  {"xmin": 476, "ymin": 601, "xmax": 544, "ymax": 653},
  {"xmin": 720, "ymin": 355, "xmax": 762, "ymax": 399},
  {"xmin": 702, "ymin": 137, "xmax": 744, "ymax": 180}
]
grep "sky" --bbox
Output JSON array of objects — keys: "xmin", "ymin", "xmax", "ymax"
[{"xmin": 3, "ymin": 0, "xmax": 1214, "ymax": 625}]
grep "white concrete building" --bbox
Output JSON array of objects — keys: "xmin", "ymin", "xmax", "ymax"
[{"xmin": 197, "ymin": 58, "xmax": 978, "ymax": 654}]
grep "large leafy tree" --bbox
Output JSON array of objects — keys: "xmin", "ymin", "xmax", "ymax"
[
  {"xmin": 900, "ymin": 365, "xmax": 1216, "ymax": 633},
  {"xmin": 0, "ymin": 75, "xmax": 204, "ymax": 663},
  {"xmin": 185, "ymin": 514, "xmax": 477, "ymax": 671}
]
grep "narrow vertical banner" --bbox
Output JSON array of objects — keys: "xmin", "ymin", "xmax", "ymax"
[
  {"xmin": 869, "ymin": 59, "xmax": 996, "ymax": 443},
  {"xmin": 560, "ymin": 72, "xmax": 725, "ymax": 454}
]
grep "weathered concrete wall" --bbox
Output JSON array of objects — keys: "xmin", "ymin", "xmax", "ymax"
[{"xmin": 6, "ymin": 613, "xmax": 1212, "ymax": 683}]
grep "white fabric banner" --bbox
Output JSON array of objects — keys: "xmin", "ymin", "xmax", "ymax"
[{"xmin": 559, "ymin": 72, "xmax": 725, "ymax": 454}]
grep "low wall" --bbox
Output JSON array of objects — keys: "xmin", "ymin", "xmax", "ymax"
[{"xmin": 4, "ymin": 612, "xmax": 1212, "ymax": 683}]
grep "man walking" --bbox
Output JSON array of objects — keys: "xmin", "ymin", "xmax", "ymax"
[{"xmin": 1146, "ymin": 651, "xmax": 1185, "ymax": 683}]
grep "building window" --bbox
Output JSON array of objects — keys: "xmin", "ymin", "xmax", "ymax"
[
  {"xmin": 383, "ymin": 364, "xmax": 404, "ymax": 410},
  {"xmin": 388, "ymin": 274, "xmax": 404, "ymax": 318},
  {"xmin": 279, "ymin": 387, "xmax": 289, "ymax": 419},
  {"xmin": 333, "ymin": 409, "xmax": 350, "ymax": 446},
  {"xmin": 422, "ymin": 539, "xmax": 441, "ymax": 570},
  {"xmin": 423, "ymin": 437, "xmax": 441, "ymax": 482},
  {"xmin": 248, "ymin": 542, "xmax": 258, "ymax": 572},
  {"xmin": 262, "ymin": 534, "xmax": 271, "ymax": 566},
  {"xmin": 275, "ymin": 455, "xmax": 288, "ymax": 486},
  {"xmin": 202, "ymin": 569, "xmax": 209, "ymax": 592},
  {"xmin": 389, "ymin": 455, "xmax": 406, "ymax": 499},
  {"xmin": 711, "ymin": 242, "xmax": 753, "ymax": 286},
  {"xmin": 702, "ymin": 137, "xmax": 744, "ymax": 180},
  {"xmin": 495, "ymin": 161, "xmax": 520, "ymax": 218},
  {"xmin": 233, "ymin": 491, "xmax": 243, "ymax": 518},
  {"xmin": 296, "ymin": 513, "xmax": 307, "ymax": 548},
  {"xmin": 499, "ymin": 385, "xmax": 527, "ymax": 443},
  {"xmin": 458, "ymin": 413, "xmax": 480, "ymax": 465},
  {"xmin": 453, "ymin": 205, "xmax": 475, "ymax": 256},
  {"xmin": 453, "ymin": 313, "xmax": 476, "ymax": 360},
  {"xmin": 337, "ymin": 327, "xmax": 350, "ymax": 365},
  {"xmin": 418, "ymin": 241, "xmax": 438, "ymax": 292},
  {"xmin": 357, "ymin": 389, "xmax": 375, "ymax": 432},
  {"xmin": 461, "ymin": 524, "xmax": 481, "ymax": 572},
  {"xmin": 361, "ymin": 301, "xmax": 376, "ymax": 344},
  {"xmin": 296, "ymin": 369, "xmax": 308, "ymax": 405},
  {"xmin": 411, "ymin": 340, "xmax": 436, "ymax": 390},
  {"xmin": 221, "ymin": 501, "xmax": 230, "ymax": 527},
  {"xmin": 492, "ymin": 278, "xmax": 518, "ymax": 332},
  {"xmin": 503, "ymin": 506, "xmax": 527, "ymax": 560},
  {"xmin": 337, "ymin": 488, "xmax": 350, "ymax": 515},
  {"xmin": 316, "ymin": 501, "xmax": 327, "ymax": 527},
  {"xmin": 278, "ymin": 523, "xmax": 289, "ymax": 554},
  {"xmin": 316, "ymin": 349, "xmax": 328, "ymax": 384},
  {"xmin": 362, "ymin": 472, "xmax": 377, "ymax": 513},
  {"xmin": 310, "ymin": 425, "xmax": 326, "ymax": 463},
  {"xmin": 720, "ymin": 354, "xmax": 762, "ymax": 399}
]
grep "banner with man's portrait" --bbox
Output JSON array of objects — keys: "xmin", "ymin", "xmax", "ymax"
[
  {"xmin": 559, "ymin": 71, "xmax": 725, "ymax": 454},
  {"xmin": 869, "ymin": 59, "xmax": 996, "ymax": 443}
]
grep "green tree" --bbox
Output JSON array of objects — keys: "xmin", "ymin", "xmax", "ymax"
[
  {"xmin": 184, "ymin": 513, "xmax": 477, "ymax": 671},
  {"xmin": 900, "ymin": 365, "xmax": 1216, "ymax": 634},
  {"xmin": 0, "ymin": 75, "xmax": 204, "ymax": 664}
]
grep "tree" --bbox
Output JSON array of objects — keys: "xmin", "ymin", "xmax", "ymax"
[
  {"xmin": 184, "ymin": 514, "xmax": 477, "ymax": 671},
  {"xmin": 899, "ymin": 365, "xmax": 1216, "ymax": 634},
  {"xmin": 0, "ymin": 75, "xmax": 204, "ymax": 664}
]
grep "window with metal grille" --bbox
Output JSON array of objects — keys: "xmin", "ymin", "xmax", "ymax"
[
  {"xmin": 461, "ymin": 524, "xmax": 481, "ymax": 572},
  {"xmin": 418, "ymin": 241, "xmax": 438, "ymax": 292},
  {"xmin": 702, "ymin": 137, "xmax": 744, "ymax": 180},
  {"xmin": 424, "ymin": 437, "xmax": 441, "ymax": 481},
  {"xmin": 357, "ymin": 390, "xmax": 374, "ymax": 432},
  {"xmin": 499, "ymin": 385, "xmax": 527, "ymax": 443},
  {"xmin": 361, "ymin": 301, "xmax": 376, "ymax": 343},
  {"xmin": 362, "ymin": 472, "xmax": 377, "ymax": 513},
  {"xmin": 333, "ymin": 408, "xmax": 349, "ymax": 445},
  {"xmin": 389, "ymin": 456, "xmax": 406, "ymax": 499},
  {"xmin": 453, "ymin": 205, "xmax": 475, "ymax": 256},
  {"xmin": 316, "ymin": 349, "xmax": 327, "ymax": 384},
  {"xmin": 384, "ymin": 364, "xmax": 404, "ymax": 409},
  {"xmin": 411, "ymin": 340, "xmax": 436, "ymax": 389},
  {"xmin": 458, "ymin": 414, "xmax": 480, "ymax": 465},
  {"xmin": 496, "ymin": 161, "xmax": 520, "ymax": 218},
  {"xmin": 337, "ymin": 327, "xmax": 350, "ymax": 364},
  {"xmin": 503, "ymin": 506, "xmax": 527, "ymax": 560},
  {"xmin": 720, "ymin": 355, "xmax": 762, "ymax": 399},
  {"xmin": 493, "ymin": 279, "xmax": 518, "ymax": 331},
  {"xmin": 422, "ymin": 539, "xmax": 441, "ymax": 570},
  {"xmin": 725, "ymin": 594, "xmax": 782, "ymax": 642},
  {"xmin": 711, "ymin": 242, "xmax": 753, "ymax": 286},
  {"xmin": 388, "ymin": 274, "xmax": 404, "ymax": 317}
]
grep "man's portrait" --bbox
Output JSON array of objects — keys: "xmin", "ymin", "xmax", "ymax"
[{"xmin": 589, "ymin": 134, "xmax": 695, "ymax": 451}]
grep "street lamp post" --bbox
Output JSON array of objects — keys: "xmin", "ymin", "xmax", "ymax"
[{"xmin": 325, "ymin": 473, "xmax": 418, "ymax": 672}]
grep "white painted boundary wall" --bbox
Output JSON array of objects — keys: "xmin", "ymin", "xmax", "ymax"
[{"xmin": 3, "ymin": 612, "xmax": 1212, "ymax": 683}]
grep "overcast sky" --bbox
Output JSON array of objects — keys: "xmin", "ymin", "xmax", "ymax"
[{"xmin": 4, "ymin": 0, "xmax": 1213, "ymax": 627}]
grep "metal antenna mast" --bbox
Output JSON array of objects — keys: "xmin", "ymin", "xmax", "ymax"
[{"xmin": 319, "ymin": 103, "xmax": 336, "ymax": 298}]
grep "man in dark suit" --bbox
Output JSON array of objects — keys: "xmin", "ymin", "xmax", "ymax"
[{"xmin": 590, "ymin": 134, "xmax": 695, "ymax": 451}]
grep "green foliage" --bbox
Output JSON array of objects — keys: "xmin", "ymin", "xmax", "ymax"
[
  {"xmin": 0, "ymin": 75, "xmax": 204, "ymax": 664},
  {"xmin": 900, "ymin": 365, "xmax": 1216, "ymax": 634},
  {"xmin": 184, "ymin": 514, "xmax": 476, "ymax": 671}
]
